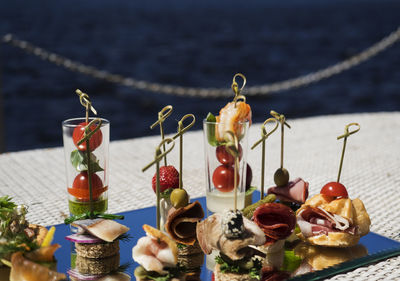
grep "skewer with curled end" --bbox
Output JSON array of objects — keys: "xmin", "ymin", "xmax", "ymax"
[
  {"xmin": 142, "ymin": 138, "xmax": 175, "ymax": 230},
  {"xmin": 270, "ymin": 110, "xmax": 291, "ymax": 187},
  {"xmin": 251, "ymin": 117, "xmax": 279, "ymax": 200},
  {"xmin": 321, "ymin": 122, "xmax": 360, "ymax": 197},
  {"xmin": 169, "ymin": 114, "xmax": 196, "ymax": 208},
  {"xmin": 150, "ymin": 105, "xmax": 173, "ymax": 166}
]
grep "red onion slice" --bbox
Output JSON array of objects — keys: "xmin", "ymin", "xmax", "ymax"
[
  {"xmin": 67, "ymin": 269, "xmax": 105, "ymax": 280},
  {"xmin": 65, "ymin": 233, "xmax": 103, "ymax": 244}
]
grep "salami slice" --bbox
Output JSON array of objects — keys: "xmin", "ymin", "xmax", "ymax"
[
  {"xmin": 253, "ymin": 203, "xmax": 296, "ymax": 242},
  {"xmin": 165, "ymin": 201, "xmax": 204, "ymax": 245}
]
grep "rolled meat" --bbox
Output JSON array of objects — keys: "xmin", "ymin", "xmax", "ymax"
[
  {"xmin": 253, "ymin": 203, "xmax": 296, "ymax": 244},
  {"xmin": 267, "ymin": 178, "xmax": 309, "ymax": 204},
  {"xmin": 165, "ymin": 201, "xmax": 204, "ymax": 245}
]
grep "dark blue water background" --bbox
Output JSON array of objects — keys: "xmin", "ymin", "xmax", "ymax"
[{"xmin": 1, "ymin": 0, "xmax": 400, "ymax": 152}]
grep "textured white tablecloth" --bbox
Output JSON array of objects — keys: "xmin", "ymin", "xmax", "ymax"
[{"xmin": 1, "ymin": 112, "xmax": 399, "ymax": 280}]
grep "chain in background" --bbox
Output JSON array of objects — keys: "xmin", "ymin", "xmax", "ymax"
[{"xmin": 2, "ymin": 27, "xmax": 400, "ymax": 98}]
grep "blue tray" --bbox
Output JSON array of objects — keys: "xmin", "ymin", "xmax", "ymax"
[{"xmin": 52, "ymin": 191, "xmax": 400, "ymax": 280}]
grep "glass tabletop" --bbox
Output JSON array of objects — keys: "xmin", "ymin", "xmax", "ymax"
[{"xmin": 34, "ymin": 192, "xmax": 400, "ymax": 280}]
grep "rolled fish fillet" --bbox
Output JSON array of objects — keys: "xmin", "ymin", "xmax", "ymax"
[
  {"xmin": 165, "ymin": 201, "xmax": 204, "ymax": 245},
  {"xmin": 71, "ymin": 219, "xmax": 130, "ymax": 242},
  {"xmin": 196, "ymin": 213, "xmax": 265, "ymax": 261}
]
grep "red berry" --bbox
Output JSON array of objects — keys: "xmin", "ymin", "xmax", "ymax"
[
  {"xmin": 72, "ymin": 122, "xmax": 103, "ymax": 152},
  {"xmin": 152, "ymin": 165, "xmax": 179, "ymax": 193},
  {"xmin": 245, "ymin": 164, "xmax": 253, "ymax": 190},
  {"xmin": 216, "ymin": 144, "xmax": 242, "ymax": 165},
  {"xmin": 212, "ymin": 165, "xmax": 239, "ymax": 192},
  {"xmin": 320, "ymin": 182, "xmax": 348, "ymax": 198}
]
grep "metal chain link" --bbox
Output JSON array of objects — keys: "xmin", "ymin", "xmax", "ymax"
[{"xmin": 2, "ymin": 27, "xmax": 400, "ymax": 98}]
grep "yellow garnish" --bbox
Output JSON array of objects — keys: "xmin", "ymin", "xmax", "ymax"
[
  {"xmin": 0, "ymin": 258, "xmax": 12, "ymax": 267},
  {"xmin": 41, "ymin": 226, "xmax": 56, "ymax": 247}
]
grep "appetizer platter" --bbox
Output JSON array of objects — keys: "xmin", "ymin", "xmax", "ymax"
[{"xmin": 1, "ymin": 76, "xmax": 400, "ymax": 281}]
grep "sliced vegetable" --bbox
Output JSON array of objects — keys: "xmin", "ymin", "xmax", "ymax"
[
  {"xmin": 65, "ymin": 234, "xmax": 103, "ymax": 244},
  {"xmin": 41, "ymin": 226, "xmax": 55, "ymax": 247}
]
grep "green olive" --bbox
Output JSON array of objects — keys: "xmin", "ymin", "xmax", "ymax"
[
  {"xmin": 239, "ymin": 259, "xmax": 254, "ymax": 270},
  {"xmin": 170, "ymin": 188, "xmax": 189, "ymax": 208},
  {"xmin": 134, "ymin": 266, "xmax": 148, "ymax": 278},
  {"xmin": 274, "ymin": 168, "xmax": 289, "ymax": 186}
]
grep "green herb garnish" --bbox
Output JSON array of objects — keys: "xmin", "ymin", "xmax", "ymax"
[
  {"xmin": 70, "ymin": 150, "xmax": 104, "ymax": 173},
  {"xmin": 215, "ymin": 255, "xmax": 262, "ymax": 280},
  {"xmin": 64, "ymin": 211, "xmax": 124, "ymax": 224}
]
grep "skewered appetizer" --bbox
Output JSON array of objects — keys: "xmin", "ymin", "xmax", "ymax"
[
  {"xmin": 252, "ymin": 203, "xmax": 297, "ymax": 255},
  {"xmin": 296, "ymin": 191, "xmax": 370, "ymax": 248},
  {"xmin": 66, "ymin": 218, "xmax": 130, "ymax": 278},
  {"xmin": 0, "ymin": 196, "xmax": 66, "ymax": 281},
  {"xmin": 296, "ymin": 123, "xmax": 370, "ymax": 247},
  {"xmin": 165, "ymin": 201, "xmax": 205, "ymax": 273},
  {"xmin": 132, "ymin": 224, "xmax": 185, "ymax": 281},
  {"xmin": 66, "ymin": 90, "xmax": 109, "ymax": 216},
  {"xmin": 266, "ymin": 111, "xmax": 309, "ymax": 207},
  {"xmin": 196, "ymin": 210, "xmax": 266, "ymax": 281}
]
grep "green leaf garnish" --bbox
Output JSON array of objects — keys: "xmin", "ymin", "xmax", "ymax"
[
  {"xmin": 177, "ymin": 243, "xmax": 188, "ymax": 249},
  {"xmin": 215, "ymin": 255, "xmax": 261, "ymax": 279},
  {"xmin": 64, "ymin": 211, "xmax": 124, "ymax": 224},
  {"xmin": 160, "ymin": 188, "xmax": 173, "ymax": 199},
  {"xmin": 70, "ymin": 150, "xmax": 104, "ymax": 173},
  {"xmin": 206, "ymin": 112, "xmax": 220, "ymax": 147},
  {"xmin": 281, "ymin": 250, "xmax": 302, "ymax": 272}
]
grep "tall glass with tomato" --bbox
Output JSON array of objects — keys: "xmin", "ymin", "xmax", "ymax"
[
  {"xmin": 62, "ymin": 118, "xmax": 110, "ymax": 216},
  {"xmin": 203, "ymin": 118, "xmax": 249, "ymax": 215}
]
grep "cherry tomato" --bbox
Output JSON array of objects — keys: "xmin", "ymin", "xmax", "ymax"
[
  {"xmin": 212, "ymin": 165, "xmax": 240, "ymax": 192},
  {"xmin": 320, "ymin": 182, "xmax": 348, "ymax": 198},
  {"xmin": 216, "ymin": 144, "xmax": 242, "ymax": 165},
  {"xmin": 72, "ymin": 122, "xmax": 103, "ymax": 152},
  {"xmin": 68, "ymin": 172, "xmax": 106, "ymax": 200}
]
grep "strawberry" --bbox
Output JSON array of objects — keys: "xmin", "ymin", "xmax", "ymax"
[{"xmin": 152, "ymin": 165, "xmax": 179, "ymax": 193}]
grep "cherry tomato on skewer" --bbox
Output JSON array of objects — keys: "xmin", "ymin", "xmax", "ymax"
[
  {"xmin": 72, "ymin": 122, "xmax": 103, "ymax": 152},
  {"xmin": 212, "ymin": 165, "xmax": 240, "ymax": 192},
  {"xmin": 216, "ymin": 144, "xmax": 242, "ymax": 166},
  {"xmin": 68, "ymin": 172, "xmax": 106, "ymax": 201},
  {"xmin": 320, "ymin": 181, "xmax": 348, "ymax": 198}
]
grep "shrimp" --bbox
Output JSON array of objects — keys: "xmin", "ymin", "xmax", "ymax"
[
  {"xmin": 132, "ymin": 225, "xmax": 178, "ymax": 274},
  {"xmin": 215, "ymin": 101, "xmax": 252, "ymax": 142}
]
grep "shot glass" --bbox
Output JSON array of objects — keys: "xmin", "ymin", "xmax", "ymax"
[
  {"xmin": 203, "ymin": 119, "xmax": 249, "ymax": 215},
  {"xmin": 62, "ymin": 118, "xmax": 110, "ymax": 216}
]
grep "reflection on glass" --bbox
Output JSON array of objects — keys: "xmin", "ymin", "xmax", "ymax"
[{"xmin": 293, "ymin": 242, "xmax": 368, "ymax": 274}]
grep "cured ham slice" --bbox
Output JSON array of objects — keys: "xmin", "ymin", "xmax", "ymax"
[
  {"xmin": 267, "ymin": 178, "xmax": 309, "ymax": 204},
  {"xmin": 297, "ymin": 206, "xmax": 355, "ymax": 238},
  {"xmin": 253, "ymin": 203, "xmax": 296, "ymax": 243},
  {"xmin": 196, "ymin": 213, "xmax": 265, "ymax": 260},
  {"xmin": 10, "ymin": 252, "xmax": 66, "ymax": 281},
  {"xmin": 165, "ymin": 201, "xmax": 204, "ymax": 245}
]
